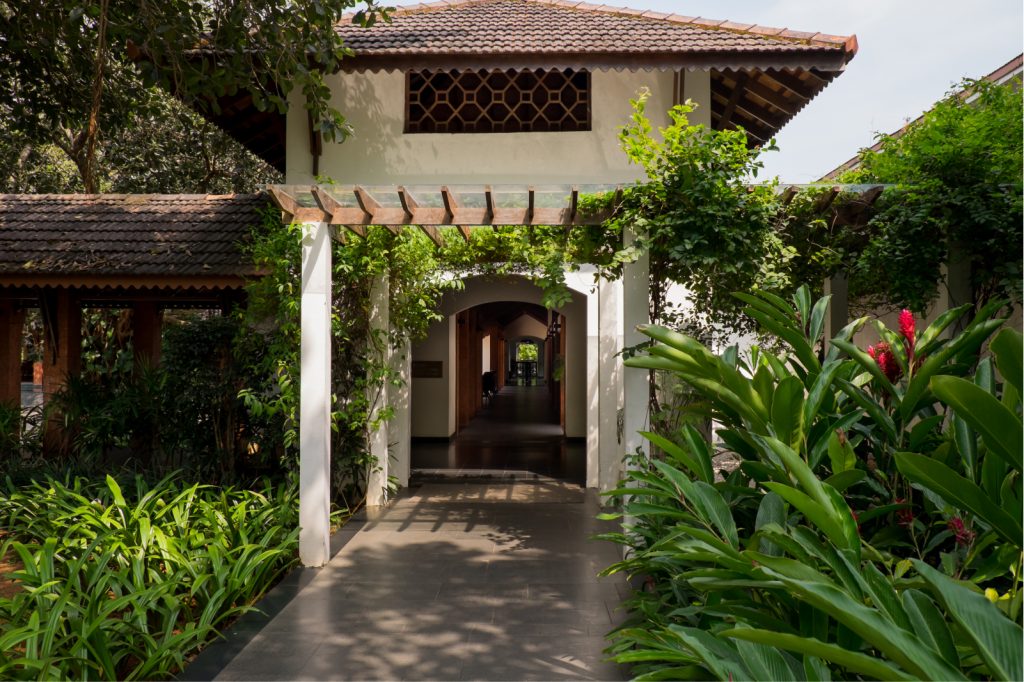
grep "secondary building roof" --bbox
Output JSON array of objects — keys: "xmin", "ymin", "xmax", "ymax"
[
  {"xmin": 0, "ymin": 194, "xmax": 267, "ymax": 289},
  {"xmin": 205, "ymin": 0, "xmax": 856, "ymax": 172}
]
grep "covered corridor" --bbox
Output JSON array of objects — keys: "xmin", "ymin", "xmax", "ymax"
[{"xmin": 412, "ymin": 383, "xmax": 587, "ymax": 484}]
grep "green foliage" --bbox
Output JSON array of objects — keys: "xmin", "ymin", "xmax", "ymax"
[
  {"xmin": 843, "ymin": 79, "xmax": 1022, "ymax": 310},
  {"xmin": 238, "ymin": 216, "xmax": 457, "ymax": 506},
  {"xmin": 595, "ymin": 91, "xmax": 793, "ymax": 332},
  {"xmin": 0, "ymin": 473, "xmax": 299, "ymax": 680},
  {"xmin": 604, "ymin": 285, "xmax": 1022, "ymax": 680},
  {"xmin": 516, "ymin": 342, "xmax": 539, "ymax": 362},
  {"xmin": 0, "ymin": 0, "xmax": 383, "ymax": 191}
]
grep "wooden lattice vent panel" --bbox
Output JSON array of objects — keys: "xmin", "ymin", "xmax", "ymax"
[{"xmin": 406, "ymin": 69, "xmax": 591, "ymax": 133}]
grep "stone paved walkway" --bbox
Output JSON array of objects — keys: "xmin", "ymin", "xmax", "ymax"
[{"xmin": 186, "ymin": 479, "xmax": 629, "ymax": 681}]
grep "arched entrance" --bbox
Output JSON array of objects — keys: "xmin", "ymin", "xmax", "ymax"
[{"xmin": 409, "ymin": 275, "xmax": 589, "ymax": 482}]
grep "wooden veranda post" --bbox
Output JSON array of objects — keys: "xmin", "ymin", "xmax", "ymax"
[{"xmin": 0, "ymin": 300, "xmax": 25, "ymax": 409}]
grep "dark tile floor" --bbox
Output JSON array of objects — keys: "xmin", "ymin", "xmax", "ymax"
[
  {"xmin": 412, "ymin": 385, "xmax": 586, "ymax": 484},
  {"xmin": 185, "ymin": 387, "xmax": 627, "ymax": 681}
]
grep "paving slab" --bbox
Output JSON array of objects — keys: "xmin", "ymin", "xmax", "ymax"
[{"xmin": 186, "ymin": 481, "xmax": 628, "ymax": 681}]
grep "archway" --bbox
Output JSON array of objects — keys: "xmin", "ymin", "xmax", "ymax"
[{"xmin": 409, "ymin": 274, "xmax": 589, "ymax": 482}]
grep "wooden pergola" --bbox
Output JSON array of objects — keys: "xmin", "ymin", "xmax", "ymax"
[
  {"xmin": 266, "ymin": 182, "xmax": 888, "ymax": 241},
  {"xmin": 272, "ymin": 181, "xmax": 888, "ymax": 567}
]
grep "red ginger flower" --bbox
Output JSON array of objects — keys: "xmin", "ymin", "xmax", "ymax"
[
  {"xmin": 894, "ymin": 497, "xmax": 915, "ymax": 527},
  {"xmin": 948, "ymin": 517, "xmax": 976, "ymax": 547},
  {"xmin": 867, "ymin": 342, "xmax": 902, "ymax": 383},
  {"xmin": 899, "ymin": 309, "xmax": 916, "ymax": 346}
]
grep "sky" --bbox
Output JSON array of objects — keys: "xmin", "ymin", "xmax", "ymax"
[{"xmin": 389, "ymin": 0, "xmax": 1023, "ymax": 183}]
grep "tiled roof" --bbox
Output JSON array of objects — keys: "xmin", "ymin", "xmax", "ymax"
[
  {"xmin": 0, "ymin": 194, "xmax": 269, "ymax": 279},
  {"xmin": 336, "ymin": 0, "xmax": 856, "ymax": 66}
]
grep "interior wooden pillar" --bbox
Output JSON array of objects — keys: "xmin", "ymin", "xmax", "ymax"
[
  {"xmin": 456, "ymin": 310, "xmax": 471, "ymax": 429},
  {"xmin": 559, "ymin": 313, "xmax": 567, "ymax": 430},
  {"xmin": 471, "ymin": 309, "xmax": 482, "ymax": 415},
  {"xmin": 497, "ymin": 337, "xmax": 506, "ymax": 390},
  {"xmin": 0, "ymin": 300, "xmax": 25, "ymax": 409},
  {"xmin": 42, "ymin": 289, "xmax": 82, "ymax": 454},
  {"xmin": 132, "ymin": 301, "xmax": 164, "ymax": 371}
]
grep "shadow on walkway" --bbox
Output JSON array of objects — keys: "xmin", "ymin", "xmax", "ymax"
[{"xmin": 185, "ymin": 482, "xmax": 628, "ymax": 681}]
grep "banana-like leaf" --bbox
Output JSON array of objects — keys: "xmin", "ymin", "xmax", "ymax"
[
  {"xmin": 652, "ymin": 459, "xmax": 738, "ymax": 547},
  {"xmin": 831, "ymin": 339, "xmax": 900, "ymax": 401},
  {"xmin": 640, "ymin": 431, "xmax": 711, "ymax": 484},
  {"xmin": 827, "ymin": 430, "xmax": 855, "ymax": 473},
  {"xmin": 902, "ymin": 588, "xmax": 959, "ymax": 669},
  {"xmin": 990, "ymin": 328, "xmax": 1023, "ymax": 397},
  {"xmin": 914, "ymin": 303, "xmax": 973, "ymax": 356},
  {"xmin": 771, "ymin": 375, "xmax": 805, "ymax": 446},
  {"xmin": 746, "ymin": 308, "xmax": 821, "ymax": 374},
  {"xmin": 808, "ymin": 295, "xmax": 831, "ymax": 348},
  {"xmin": 721, "ymin": 628, "xmax": 914, "ymax": 681},
  {"xmin": 931, "ymin": 375, "xmax": 1022, "ymax": 473},
  {"xmin": 802, "ymin": 361, "xmax": 845, "ymax": 436},
  {"xmin": 900, "ymin": 318, "xmax": 1006, "ymax": 422},
  {"xmin": 895, "ymin": 452, "xmax": 1022, "ymax": 547},
  {"xmin": 752, "ymin": 555, "xmax": 966, "ymax": 681},
  {"xmin": 763, "ymin": 482, "xmax": 850, "ymax": 550},
  {"xmin": 913, "ymin": 560, "xmax": 1023, "ymax": 682},
  {"xmin": 666, "ymin": 624, "xmax": 750, "ymax": 681}
]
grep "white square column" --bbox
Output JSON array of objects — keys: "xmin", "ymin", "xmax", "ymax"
[
  {"xmin": 366, "ymin": 272, "xmax": 391, "ymax": 507},
  {"xmin": 390, "ymin": 340, "xmax": 412, "ymax": 489},
  {"xmin": 622, "ymin": 228, "xmax": 650, "ymax": 460},
  {"xmin": 597, "ymin": 276, "xmax": 624, "ymax": 491},
  {"xmin": 299, "ymin": 221, "xmax": 332, "ymax": 567}
]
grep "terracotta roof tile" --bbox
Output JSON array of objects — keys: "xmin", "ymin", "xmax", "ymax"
[
  {"xmin": 335, "ymin": 0, "xmax": 856, "ymax": 62},
  {"xmin": 0, "ymin": 194, "xmax": 270, "ymax": 278}
]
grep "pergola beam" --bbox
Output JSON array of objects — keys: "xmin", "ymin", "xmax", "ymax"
[{"xmin": 268, "ymin": 183, "xmax": 889, "ymax": 232}]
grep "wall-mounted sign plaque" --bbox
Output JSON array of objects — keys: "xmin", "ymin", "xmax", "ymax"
[{"xmin": 412, "ymin": 361, "xmax": 444, "ymax": 378}]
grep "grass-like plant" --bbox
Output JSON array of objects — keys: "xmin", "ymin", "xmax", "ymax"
[{"xmin": 0, "ymin": 473, "xmax": 299, "ymax": 680}]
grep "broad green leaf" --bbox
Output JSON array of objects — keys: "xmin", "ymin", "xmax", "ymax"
[
  {"xmin": 903, "ymin": 589, "xmax": 959, "ymax": 669},
  {"xmin": 808, "ymin": 294, "xmax": 831, "ymax": 347},
  {"xmin": 827, "ymin": 430, "xmax": 855, "ymax": 473},
  {"xmin": 722, "ymin": 628, "xmax": 914, "ymax": 681},
  {"xmin": 640, "ymin": 431, "xmax": 709, "ymax": 484},
  {"xmin": 913, "ymin": 560, "xmax": 1023, "ymax": 682},
  {"xmin": 666, "ymin": 624, "xmax": 749, "ymax": 682},
  {"xmin": 802, "ymin": 361, "xmax": 845, "ymax": 434},
  {"xmin": 754, "ymin": 556, "xmax": 966, "ymax": 681},
  {"xmin": 895, "ymin": 452, "xmax": 1022, "ymax": 547},
  {"xmin": 931, "ymin": 375, "xmax": 1022, "ymax": 472},
  {"xmin": 990, "ymin": 328, "xmax": 1022, "ymax": 396},
  {"xmin": 763, "ymin": 483, "xmax": 849, "ymax": 550},
  {"xmin": 901, "ymin": 318, "xmax": 1006, "ymax": 422},
  {"xmin": 771, "ymin": 375, "xmax": 805, "ymax": 446},
  {"xmin": 823, "ymin": 469, "xmax": 865, "ymax": 492},
  {"xmin": 747, "ymin": 308, "xmax": 821, "ymax": 374},
  {"xmin": 831, "ymin": 339, "xmax": 899, "ymax": 400},
  {"xmin": 915, "ymin": 303, "xmax": 972, "ymax": 356},
  {"xmin": 754, "ymin": 492, "xmax": 785, "ymax": 556}
]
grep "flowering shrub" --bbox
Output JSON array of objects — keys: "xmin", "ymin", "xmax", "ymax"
[{"xmin": 602, "ymin": 286, "xmax": 1022, "ymax": 680}]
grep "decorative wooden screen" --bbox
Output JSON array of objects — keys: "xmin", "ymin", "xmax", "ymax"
[{"xmin": 406, "ymin": 69, "xmax": 591, "ymax": 133}]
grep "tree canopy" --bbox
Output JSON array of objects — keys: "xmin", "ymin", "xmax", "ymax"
[
  {"xmin": 0, "ymin": 0, "xmax": 385, "ymax": 192},
  {"xmin": 841, "ymin": 78, "xmax": 1023, "ymax": 311}
]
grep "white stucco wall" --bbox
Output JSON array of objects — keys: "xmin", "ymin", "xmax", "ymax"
[
  {"xmin": 286, "ymin": 68, "xmax": 710, "ymax": 185},
  {"xmin": 409, "ymin": 313, "xmax": 456, "ymax": 438},
  {"xmin": 503, "ymin": 314, "xmax": 548, "ymax": 342},
  {"xmin": 411, "ymin": 275, "xmax": 589, "ymax": 439}
]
